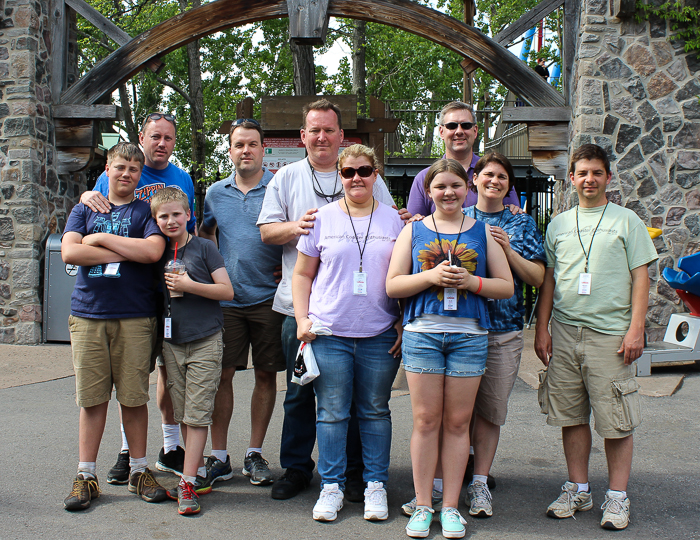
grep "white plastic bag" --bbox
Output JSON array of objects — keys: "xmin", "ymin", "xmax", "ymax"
[{"xmin": 291, "ymin": 322, "xmax": 332, "ymax": 386}]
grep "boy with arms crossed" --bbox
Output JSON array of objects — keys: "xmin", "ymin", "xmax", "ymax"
[
  {"xmin": 151, "ymin": 188, "xmax": 233, "ymax": 515},
  {"xmin": 62, "ymin": 142, "xmax": 168, "ymax": 511}
]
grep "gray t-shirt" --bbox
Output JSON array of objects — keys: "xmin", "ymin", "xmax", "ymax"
[
  {"xmin": 257, "ymin": 158, "xmax": 395, "ymax": 317},
  {"xmin": 160, "ymin": 236, "xmax": 226, "ymax": 344}
]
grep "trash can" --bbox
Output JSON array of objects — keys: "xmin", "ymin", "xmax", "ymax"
[{"xmin": 42, "ymin": 233, "xmax": 77, "ymax": 342}]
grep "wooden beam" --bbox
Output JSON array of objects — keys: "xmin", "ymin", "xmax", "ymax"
[
  {"xmin": 493, "ymin": 0, "xmax": 564, "ymax": 46},
  {"xmin": 65, "ymin": 0, "xmax": 164, "ymax": 73},
  {"xmin": 527, "ymin": 122, "xmax": 569, "ymax": 151},
  {"xmin": 532, "ymin": 149, "xmax": 568, "ymax": 179},
  {"xmin": 60, "ymin": 0, "xmax": 564, "ymax": 108},
  {"xmin": 610, "ymin": 0, "xmax": 635, "ymax": 17},
  {"xmin": 563, "ymin": 0, "xmax": 578, "ymax": 106},
  {"xmin": 49, "ymin": 0, "xmax": 68, "ymax": 100},
  {"xmin": 368, "ymin": 96, "xmax": 386, "ymax": 176},
  {"xmin": 261, "ymin": 95, "xmax": 357, "ymax": 131},
  {"xmin": 502, "ymin": 106, "xmax": 571, "ymax": 122},
  {"xmin": 236, "ymin": 97, "xmax": 254, "ymax": 120},
  {"xmin": 355, "ymin": 118, "xmax": 400, "ymax": 133},
  {"xmin": 288, "ymin": 0, "xmax": 330, "ymax": 45},
  {"xmin": 57, "ymin": 147, "xmax": 95, "ymax": 174},
  {"xmin": 55, "ymin": 119, "xmax": 98, "ymax": 147},
  {"xmin": 53, "ymin": 104, "xmax": 119, "ymax": 119}
]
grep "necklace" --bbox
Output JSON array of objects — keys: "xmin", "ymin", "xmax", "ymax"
[
  {"xmin": 431, "ymin": 212, "xmax": 466, "ymax": 262},
  {"xmin": 309, "ymin": 159, "xmax": 343, "ymax": 203}
]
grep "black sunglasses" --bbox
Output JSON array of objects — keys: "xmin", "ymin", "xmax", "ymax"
[
  {"xmin": 142, "ymin": 113, "xmax": 176, "ymax": 130},
  {"xmin": 442, "ymin": 121, "xmax": 476, "ymax": 131},
  {"xmin": 232, "ymin": 118, "xmax": 260, "ymax": 127},
  {"xmin": 340, "ymin": 166, "xmax": 375, "ymax": 179}
]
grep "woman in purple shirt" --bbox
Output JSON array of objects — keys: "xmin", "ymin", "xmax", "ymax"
[{"xmin": 292, "ymin": 144, "xmax": 403, "ymax": 524}]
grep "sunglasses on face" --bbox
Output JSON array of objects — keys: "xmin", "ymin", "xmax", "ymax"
[
  {"xmin": 232, "ymin": 118, "xmax": 261, "ymax": 127},
  {"xmin": 142, "ymin": 113, "xmax": 176, "ymax": 131},
  {"xmin": 442, "ymin": 121, "xmax": 476, "ymax": 131},
  {"xmin": 340, "ymin": 166, "xmax": 375, "ymax": 179}
]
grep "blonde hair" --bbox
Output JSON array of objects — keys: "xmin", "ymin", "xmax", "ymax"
[
  {"xmin": 338, "ymin": 144, "xmax": 379, "ymax": 170},
  {"xmin": 150, "ymin": 187, "xmax": 189, "ymax": 217},
  {"xmin": 107, "ymin": 142, "xmax": 144, "ymax": 168}
]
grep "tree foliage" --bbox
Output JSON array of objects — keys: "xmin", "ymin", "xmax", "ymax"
[{"xmin": 636, "ymin": 0, "xmax": 700, "ymax": 56}]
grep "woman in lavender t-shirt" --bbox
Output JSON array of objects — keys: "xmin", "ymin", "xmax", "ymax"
[{"xmin": 293, "ymin": 144, "xmax": 403, "ymax": 524}]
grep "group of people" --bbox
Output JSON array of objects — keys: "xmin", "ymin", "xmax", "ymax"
[{"xmin": 61, "ymin": 99, "xmax": 656, "ymax": 536}]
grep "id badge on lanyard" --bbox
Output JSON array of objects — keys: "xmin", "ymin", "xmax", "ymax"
[
  {"xmin": 578, "ymin": 273, "xmax": 592, "ymax": 295},
  {"xmin": 444, "ymin": 251, "xmax": 458, "ymax": 310},
  {"xmin": 353, "ymin": 270, "xmax": 367, "ymax": 296}
]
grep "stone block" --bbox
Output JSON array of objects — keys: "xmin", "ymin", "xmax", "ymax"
[
  {"xmin": 604, "ymin": 35, "xmax": 624, "ymax": 54},
  {"xmin": 11, "ymin": 258, "xmax": 39, "ymax": 289},
  {"xmin": 3, "ymin": 117, "xmax": 34, "ymax": 137},
  {"xmin": 618, "ymin": 145, "xmax": 644, "ymax": 171},
  {"xmin": 581, "ymin": 115, "xmax": 602, "ymax": 133},
  {"xmin": 666, "ymin": 206, "xmax": 686, "ymax": 226},
  {"xmin": 624, "ymin": 44, "xmax": 656, "ymax": 77},
  {"xmin": 618, "ymin": 170, "xmax": 636, "ymax": 196},
  {"xmin": 662, "ymin": 115, "xmax": 682, "ymax": 132},
  {"xmin": 683, "ymin": 100, "xmax": 700, "ymax": 120},
  {"xmin": 673, "ymin": 123, "xmax": 700, "ymax": 149},
  {"xmin": 684, "ymin": 213, "xmax": 700, "ymax": 236},
  {"xmin": 686, "ymin": 189, "xmax": 700, "ymax": 209},
  {"xmin": 647, "ymin": 72, "xmax": 678, "ymax": 100},
  {"xmin": 637, "ymin": 100, "xmax": 660, "ymax": 131},
  {"xmin": 0, "ymin": 217, "xmax": 13, "ymax": 240},
  {"xmin": 676, "ymin": 79, "xmax": 700, "ymax": 102},
  {"xmin": 651, "ymin": 41, "xmax": 673, "ymax": 67},
  {"xmin": 655, "ymin": 96, "xmax": 680, "ymax": 115},
  {"xmin": 10, "ymin": 52, "xmax": 32, "ymax": 79},
  {"xmin": 648, "ymin": 151, "xmax": 668, "ymax": 183},
  {"xmin": 598, "ymin": 58, "xmax": 633, "ymax": 79},
  {"xmin": 582, "ymin": 32, "xmax": 600, "ymax": 43},
  {"xmin": 677, "ymin": 151, "xmax": 700, "ymax": 170},
  {"xmin": 676, "ymin": 171, "xmax": 700, "ymax": 189},
  {"xmin": 0, "ymin": 260, "xmax": 8, "ymax": 280},
  {"xmin": 610, "ymin": 96, "xmax": 639, "ymax": 123},
  {"xmin": 580, "ymin": 79, "xmax": 603, "ymax": 106},
  {"xmin": 14, "ymin": 322, "xmax": 41, "ymax": 344},
  {"xmin": 646, "ymin": 198, "xmax": 665, "ymax": 215},
  {"xmin": 622, "ymin": 76, "xmax": 646, "ymax": 100},
  {"xmin": 625, "ymin": 199, "xmax": 649, "ymax": 221},
  {"xmin": 666, "ymin": 59, "xmax": 687, "ymax": 81},
  {"xmin": 686, "ymin": 53, "xmax": 700, "ymax": 75},
  {"xmin": 665, "ymin": 227, "xmax": 690, "ymax": 258},
  {"xmin": 19, "ymin": 304, "xmax": 41, "ymax": 322},
  {"xmin": 640, "ymin": 127, "xmax": 664, "ymax": 155},
  {"xmin": 615, "ymin": 124, "xmax": 641, "ymax": 153},
  {"xmin": 603, "ymin": 114, "xmax": 619, "ymax": 135},
  {"xmin": 12, "ymin": 205, "xmax": 38, "ymax": 224},
  {"xmin": 637, "ymin": 177, "xmax": 657, "ymax": 197},
  {"xmin": 0, "ymin": 327, "xmax": 15, "ymax": 343},
  {"xmin": 651, "ymin": 217, "xmax": 663, "ymax": 230},
  {"xmin": 0, "ymin": 284, "xmax": 9, "ymax": 299}
]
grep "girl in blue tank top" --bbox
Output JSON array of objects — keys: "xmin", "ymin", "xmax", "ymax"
[{"xmin": 386, "ymin": 159, "xmax": 513, "ymax": 538}]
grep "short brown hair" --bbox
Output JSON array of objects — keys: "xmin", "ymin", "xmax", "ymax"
[
  {"xmin": 439, "ymin": 101, "xmax": 476, "ymax": 125},
  {"xmin": 338, "ymin": 144, "xmax": 378, "ymax": 170},
  {"xmin": 570, "ymin": 144, "xmax": 611, "ymax": 176},
  {"xmin": 302, "ymin": 98, "xmax": 342, "ymax": 130},
  {"xmin": 230, "ymin": 119, "xmax": 264, "ymax": 146},
  {"xmin": 472, "ymin": 152, "xmax": 515, "ymax": 193},
  {"xmin": 107, "ymin": 142, "xmax": 144, "ymax": 168},
  {"xmin": 150, "ymin": 186, "xmax": 189, "ymax": 217},
  {"xmin": 423, "ymin": 159, "xmax": 469, "ymax": 193}
]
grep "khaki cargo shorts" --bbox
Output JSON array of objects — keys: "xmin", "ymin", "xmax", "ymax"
[{"xmin": 539, "ymin": 318, "xmax": 641, "ymax": 439}]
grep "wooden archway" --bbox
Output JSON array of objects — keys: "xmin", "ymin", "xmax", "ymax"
[{"xmin": 60, "ymin": 0, "xmax": 564, "ymax": 108}]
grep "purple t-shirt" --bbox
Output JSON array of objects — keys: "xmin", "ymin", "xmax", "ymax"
[
  {"xmin": 297, "ymin": 200, "xmax": 403, "ymax": 338},
  {"xmin": 406, "ymin": 154, "xmax": 520, "ymax": 216}
]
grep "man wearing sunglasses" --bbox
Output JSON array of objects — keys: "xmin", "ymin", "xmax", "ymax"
[
  {"xmin": 406, "ymin": 101, "xmax": 520, "ymax": 216},
  {"xmin": 198, "ymin": 119, "xmax": 284, "ymax": 488},
  {"xmin": 79, "ymin": 112, "xmax": 197, "ymax": 483},
  {"xmin": 257, "ymin": 98, "xmax": 400, "ymax": 502}
]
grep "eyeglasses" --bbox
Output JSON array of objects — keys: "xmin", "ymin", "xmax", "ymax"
[
  {"xmin": 142, "ymin": 113, "xmax": 176, "ymax": 131},
  {"xmin": 340, "ymin": 166, "xmax": 375, "ymax": 179},
  {"xmin": 232, "ymin": 118, "xmax": 260, "ymax": 127},
  {"xmin": 442, "ymin": 121, "xmax": 476, "ymax": 131}
]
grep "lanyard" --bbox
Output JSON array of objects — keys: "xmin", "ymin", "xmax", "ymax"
[
  {"xmin": 344, "ymin": 197, "xmax": 375, "ymax": 272},
  {"xmin": 431, "ymin": 212, "xmax": 466, "ymax": 262},
  {"xmin": 309, "ymin": 159, "xmax": 343, "ymax": 203},
  {"xmin": 166, "ymin": 233, "xmax": 190, "ymax": 317},
  {"xmin": 576, "ymin": 203, "xmax": 608, "ymax": 273}
]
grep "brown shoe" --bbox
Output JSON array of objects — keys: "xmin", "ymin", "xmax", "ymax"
[
  {"xmin": 64, "ymin": 474, "xmax": 101, "ymax": 511},
  {"xmin": 128, "ymin": 468, "xmax": 168, "ymax": 503}
]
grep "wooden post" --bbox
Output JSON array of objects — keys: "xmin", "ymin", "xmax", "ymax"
[
  {"xmin": 368, "ymin": 96, "xmax": 386, "ymax": 177},
  {"xmin": 50, "ymin": 0, "xmax": 68, "ymax": 101},
  {"xmin": 462, "ymin": 0, "xmax": 475, "ymax": 104},
  {"xmin": 236, "ymin": 97, "xmax": 254, "ymax": 120},
  {"xmin": 483, "ymin": 91, "xmax": 491, "ymax": 145}
]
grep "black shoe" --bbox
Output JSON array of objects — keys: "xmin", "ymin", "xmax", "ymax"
[
  {"xmin": 270, "ymin": 468, "xmax": 310, "ymax": 500},
  {"xmin": 155, "ymin": 446, "xmax": 185, "ymax": 476},
  {"xmin": 465, "ymin": 455, "xmax": 496, "ymax": 490},
  {"xmin": 64, "ymin": 474, "xmax": 101, "ymax": 511},
  {"xmin": 344, "ymin": 468, "xmax": 365, "ymax": 503},
  {"xmin": 107, "ymin": 450, "xmax": 130, "ymax": 485}
]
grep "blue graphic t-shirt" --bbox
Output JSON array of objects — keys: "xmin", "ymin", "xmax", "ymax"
[
  {"xmin": 404, "ymin": 219, "xmax": 490, "ymax": 330},
  {"xmin": 94, "ymin": 163, "xmax": 197, "ymax": 232},
  {"xmin": 463, "ymin": 206, "xmax": 546, "ymax": 331},
  {"xmin": 64, "ymin": 199, "xmax": 164, "ymax": 319}
]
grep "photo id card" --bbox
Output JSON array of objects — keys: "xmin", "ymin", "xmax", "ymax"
[
  {"xmin": 578, "ymin": 273, "xmax": 592, "ymax": 295},
  {"xmin": 104, "ymin": 262, "xmax": 120, "ymax": 276},
  {"xmin": 353, "ymin": 271, "xmax": 367, "ymax": 296},
  {"xmin": 444, "ymin": 288, "xmax": 458, "ymax": 310},
  {"xmin": 164, "ymin": 317, "xmax": 172, "ymax": 339}
]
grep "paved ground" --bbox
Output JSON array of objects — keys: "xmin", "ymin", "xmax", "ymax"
[{"xmin": 1, "ymin": 337, "xmax": 698, "ymax": 539}]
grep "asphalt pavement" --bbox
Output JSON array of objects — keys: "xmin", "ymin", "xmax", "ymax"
[{"xmin": 0, "ymin": 344, "xmax": 698, "ymax": 540}]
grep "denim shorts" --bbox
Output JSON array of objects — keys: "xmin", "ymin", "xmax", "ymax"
[{"xmin": 402, "ymin": 330, "xmax": 487, "ymax": 377}]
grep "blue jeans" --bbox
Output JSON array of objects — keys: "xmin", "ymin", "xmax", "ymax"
[
  {"xmin": 311, "ymin": 328, "xmax": 400, "ymax": 488},
  {"xmin": 278, "ymin": 317, "xmax": 364, "ymax": 480}
]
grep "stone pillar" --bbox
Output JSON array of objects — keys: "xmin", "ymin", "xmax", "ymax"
[
  {"xmin": 0, "ymin": 1, "xmax": 82, "ymax": 343},
  {"xmin": 566, "ymin": 0, "xmax": 700, "ymax": 340}
]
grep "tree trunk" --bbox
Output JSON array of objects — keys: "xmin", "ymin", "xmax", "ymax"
[
  {"xmin": 180, "ymin": 0, "xmax": 206, "ymax": 224},
  {"xmin": 290, "ymin": 40, "xmax": 316, "ymax": 95},
  {"xmin": 118, "ymin": 84, "xmax": 139, "ymax": 143},
  {"xmin": 352, "ymin": 20, "xmax": 367, "ymax": 117}
]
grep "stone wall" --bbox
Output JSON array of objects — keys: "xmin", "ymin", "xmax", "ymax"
[
  {"xmin": 565, "ymin": 0, "xmax": 700, "ymax": 341},
  {"xmin": 0, "ymin": 0, "xmax": 83, "ymax": 343}
]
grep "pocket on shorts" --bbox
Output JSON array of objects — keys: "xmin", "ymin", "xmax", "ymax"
[
  {"xmin": 611, "ymin": 377, "xmax": 641, "ymax": 431},
  {"xmin": 537, "ymin": 369, "xmax": 549, "ymax": 415}
]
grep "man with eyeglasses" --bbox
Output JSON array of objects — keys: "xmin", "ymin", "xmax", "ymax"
[
  {"xmin": 257, "ymin": 98, "xmax": 402, "ymax": 502},
  {"xmin": 80, "ymin": 112, "xmax": 197, "ymax": 484},
  {"xmin": 407, "ymin": 101, "xmax": 519, "ymax": 216},
  {"xmin": 198, "ymin": 119, "xmax": 284, "ymax": 487}
]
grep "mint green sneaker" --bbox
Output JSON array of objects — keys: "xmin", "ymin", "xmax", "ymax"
[
  {"xmin": 406, "ymin": 505, "xmax": 433, "ymax": 538},
  {"xmin": 440, "ymin": 507, "xmax": 467, "ymax": 539}
]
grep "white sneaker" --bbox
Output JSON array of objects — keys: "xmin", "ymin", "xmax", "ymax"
[
  {"xmin": 312, "ymin": 483, "xmax": 344, "ymax": 521},
  {"xmin": 466, "ymin": 480, "xmax": 493, "ymax": 517},
  {"xmin": 600, "ymin": 492, "xmax": 630, "ymax": 530},
  {"xmin": 364, "ymin": 481, "xmax": 388, "ymax": 520}
]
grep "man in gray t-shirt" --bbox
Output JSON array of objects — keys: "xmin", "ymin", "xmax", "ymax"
[{"xmin": 200, "ymin": 120, "xmax": 285, "ymax": 487}]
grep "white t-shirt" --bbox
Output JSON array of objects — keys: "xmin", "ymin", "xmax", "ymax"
[{"xmin": 257, "ymin": 158, "xmax": 395, "ymax": 317}]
